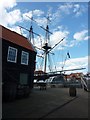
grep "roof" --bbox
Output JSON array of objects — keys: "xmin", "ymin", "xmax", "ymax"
[{"xmin": 0, "ymin": 25, "xmax": 36, "ymax": 52}]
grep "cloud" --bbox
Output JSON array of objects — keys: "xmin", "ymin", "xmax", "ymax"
[
  {"xmin": 73, "ymin": 4, "xmax": 81, "ymax": 17},
  {"xmin": 0, "ymin": 0, "xmax": 22, "ymax": 27},
  {"xmin": 69, "ymin": 40, "xmax": 77, "ymax": 47},
  {"xmin": 58, "ymin": 3, "xmax": 87, "ymax": 17},
  {"xmin": 26, "ymin": 27, "xmax": 70, "ymax": 52},
  {"xmin": 66, "ymin": 30, "xmax": 88, "ymax": 48},
  {"xmin": 50, "ymin": 30, "xmax": 69, "ymax": 50},
  {"xmin": 6, "ymin": 9, "xmax": 22, "ymax": 25},
  {"xmin": 73, "ymin": 4, "xmax": 80, "ymax": 13},
  {"xmin": 84, "ymin": 36, "xmax": 90, "ymax": 40},
  {"xmin": 46, "ymin": 3, "xmax": 87, "ymax": 29},
  {"xmin": 33, "ymin": 36, "xmax": 44, "ymax": 49},
  {"xmin": 0, "ymin": 8, "xmax": 22, "ymax": 27},
  {"xmin": 35, "ymin": 26, "xmax": 88, "ymax": 51},
  {"xmin": 23, "ymin": 11, "xmax": 33, "ymax": 20},
  {"xmin": 73, "ymin": 30, "xmax": 88, "ymax": 42},
  {"xmin": 58, "ymin": 3, "xmax": 73, "ymax": 15},
  {"xmin": 0, "ymin": 0, "xmax": 16, "ymax": 10},
  {"xmin": 73, "ymin": 4, "xmax": 87, "ymax": 17},
  {"xmin": 65, "ymin": 29, "xmax": 88, "ymax": 48},
  {"xmin": 23, "ymin": 9, "xmax": 44, "ymax": 20},
  {"xmin": 51, "ymin": 9, "xmax": 61, "ymax": 21},
  {"xmin": 35, "ymin": 17, "xmax": 47, "ymax": 26},
  {"xmin": 0, "ymin": 1, "xmax": 88, "ymax": 50},
  {"xmin": 22, "ymin": 9, "xmax": 46, "ymax": 27},
  {"xmin": 33, "ymin": 9, "xmax": 44, "ymax": 17},
  {"xmin": 56, "ymin": 56, "xmax": 88, "ymax": 74}
]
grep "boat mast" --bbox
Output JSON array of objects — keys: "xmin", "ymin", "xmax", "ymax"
[
  {"xmin": 23, "ymin": 13, "xmax": 64, "ymax": 73},
  {"xmin": 42, "ymin": 16, "xmax": 51, "ymax": 73}
]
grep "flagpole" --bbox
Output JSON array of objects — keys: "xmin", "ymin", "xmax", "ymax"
[{"xmin": 62, "ymin": 51, "xmax": 70, "ymax": 71}]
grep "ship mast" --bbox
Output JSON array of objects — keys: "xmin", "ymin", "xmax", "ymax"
[
  {"xmin": 23, "ymin": 14, "xmax": 64, "ymax": 73},
  {"xmin": 42, "ymin": 16, "xmax": 52, "ymax": 73}
]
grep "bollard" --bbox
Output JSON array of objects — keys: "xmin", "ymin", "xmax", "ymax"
[{"xmin": 69, "ymin": 86, "xmax": 76, "ymax": 97}]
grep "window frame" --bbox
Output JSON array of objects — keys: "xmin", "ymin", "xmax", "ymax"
[
  {"xmin": 7, "ymin": 46, "xmax": 17, "ymax": 63},
  {"xmin": 21, "ymin": 51, "xmax": 29, "ymax": 65}
]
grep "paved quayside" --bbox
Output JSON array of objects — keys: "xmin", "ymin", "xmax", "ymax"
[{"xmin": 2, "ymin": 87, "xmax": 89, "ymax": 119}]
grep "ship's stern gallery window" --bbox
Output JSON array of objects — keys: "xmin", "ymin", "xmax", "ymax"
[
  {"xmin": 7, "ymin": 46, "xmax": 17, "ymax": 63},
  {"xmin": 21, "ymin": 51, "xmax": 29, "ymax": 65}
]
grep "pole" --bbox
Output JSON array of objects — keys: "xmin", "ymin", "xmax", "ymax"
[{"xmin": 44, "ymin": 52, "xmax": 47, "ymax": 73}]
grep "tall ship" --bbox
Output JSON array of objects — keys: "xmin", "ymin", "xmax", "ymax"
[{"xmin": 1, "ymin": 13, "xmax": 87, "ymax": 102}]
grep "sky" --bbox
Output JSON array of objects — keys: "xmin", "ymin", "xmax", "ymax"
[{"xmin": 0, "ymin": 0, "xmax": 89, "ymax": 74}]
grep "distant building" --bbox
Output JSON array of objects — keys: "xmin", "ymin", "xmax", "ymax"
[
  {"xmin": 34, "ymin": 70, "xmax": 46, "ymax": 76},
  {"xmin": 0, "ymin": 25, "xmax": 37, "ymax": 101},
  {"xmin": 70, "ymin": 73, "xmax": 83, "ymax": 80},
  {"xmin": 66, "ymin": 72, "xmax": 83, "ymax": 81}
]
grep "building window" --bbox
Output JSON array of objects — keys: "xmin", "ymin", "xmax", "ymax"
[
  {"xmin": 7, "ymin": 46, "xmax": 17, "ymax": 63},
  {"xmin": 21, "ymin": 51, "xmax": 29, "ymax": 65}
]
